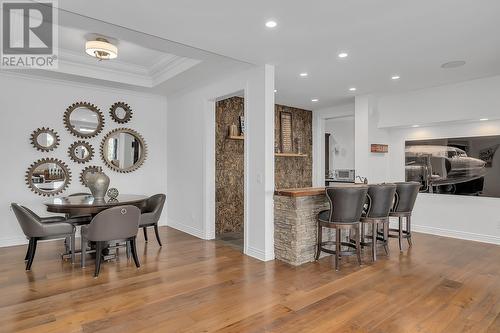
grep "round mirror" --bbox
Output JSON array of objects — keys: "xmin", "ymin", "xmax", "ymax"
[
  {"xmin": 109, "ymin": 102, "xmax": 133, "ymax": 124},
  {"xmin": 68, "ymin": 141, "xmax": 94, "ymax": 163},
  {"xmin": 100, "ymin": 128, "xmax": 147, "ymax": 173},
  {"xmin": 30, "ymin": 127, "xmax": 60, "ymax": 152},
  {"xmin": 80, "ymin": 165, "xmax": 102, "ymax": 185},
  {"xmin": 64, "ymin": 102, "xmax": 104, "ymax": 138},
  {"xmin": 25, "ymin": 158, "xmax": 71, "ymax": 196}
]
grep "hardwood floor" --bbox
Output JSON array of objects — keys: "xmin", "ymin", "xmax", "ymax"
[{"xmin": 0, "ymin": 227, "xmax": 499, "ymax": 333}]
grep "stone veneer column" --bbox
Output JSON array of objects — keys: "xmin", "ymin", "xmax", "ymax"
[{"xmin": 274, "ymin": 194, "xmax": 333, "ymax": 266}]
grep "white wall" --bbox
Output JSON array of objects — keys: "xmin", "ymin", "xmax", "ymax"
[
  {"xmin": 312, "ymin": 103, "xmax": 354, "ymax": 186},
  {"xmin": 324, "ymin": 116, "xmax": 355, "ymax": 171},
  {"xmin": 0, "ymin": 73, "xmax": 168, "ymax": 247},
  {"xmin": 166, "ymin": 65, "xmax": 275, "ymax": 261},
  {"xmin": 355, "ymin": 75, "xmax": 500, "ymax": 245}
]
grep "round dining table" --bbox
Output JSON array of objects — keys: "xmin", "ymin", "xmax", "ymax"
[{"xmin": 45, "ymin": 194, "xmax": 148, "ymax": 216}]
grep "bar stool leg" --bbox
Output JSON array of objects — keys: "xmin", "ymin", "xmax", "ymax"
[
  {"xmin": 315, "ymin": 224, "xmax": 322, "ymax": 261},
  {"xmin": 406, "ymin": 216, "xmax": 413, "ymax": 247},
  {"xmin": 398, "ymin": 216, "xmax": 403, "ymax": 251},
  {"xmin": 335, "ymin": 227, "xmax": 341, "ymax": 271},
  {"xmin": 372, "ymin": 222, "xmax": 377, "ymax": 261},
  {"xmin": 355, "ymin": 224, "xmax": 362, "ymax": 266}
]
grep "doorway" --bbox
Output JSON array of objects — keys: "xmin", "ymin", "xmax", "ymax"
[{"xmin": 214, "ymin": 95, "xmax": 245, "ymax": 251}]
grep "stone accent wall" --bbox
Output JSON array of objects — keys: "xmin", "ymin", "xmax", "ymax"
[
  {"xmin": 274, "ymin": 194, "xmax": 334, "ymax": 266},
  {"xmin": 215, "ymin": 97, "xmax": 244, "ymax": 235},
  {"xmin": 275, "ymin": 104, "xmax": 313, "ymax": 189}
]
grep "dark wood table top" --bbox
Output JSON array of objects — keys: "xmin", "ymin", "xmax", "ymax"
[{"xmin": 45, "ymin": 194, "xmax": 148, "ymax": 214}]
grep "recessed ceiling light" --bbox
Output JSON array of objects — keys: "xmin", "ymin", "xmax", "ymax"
[
  {"xmin": 338, "ymin": 52, "xmax": 348, "ymax": 58},
  {"xmin": 441, "ymin": 60, "xmax": 466, "ymax": 69},
  {"xmin": 412, "ymin": 125, "xmax": 420, "ymax": 128},
  {"xmin": 480, "ymin": 118, "xmax": 489, "ymax": 121},
  {"xmin": 391, "ymin": 75, "xmax": 401, "ymax": 80},
  {"xmin": 299, "ymin": 72, "xmax": 308, "ymax": 77},
  {"xmin": 311, "ymin": 98, "xmax": 319, "ymax": 102},
  {"xmin": 265, "ymin": 20, "xmax": 277, "ymax": 28},
  {"xmin": 348, "ymin": 87, "xmax": 356, "ymax": 92},
  {"xmin": 274, "ymin": 89, "xmax": 277, "ymax": 93}
]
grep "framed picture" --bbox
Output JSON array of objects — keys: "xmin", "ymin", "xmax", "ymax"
[
  {"xmin": 405, "ymin": 135, "xmax": 500, "ymax": 197},
  {"xmin": 280, "ymin": 112, "xmax": 293, "ymax": 153}
]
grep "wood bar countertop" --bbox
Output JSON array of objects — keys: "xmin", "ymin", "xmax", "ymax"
[
  {"xmin": 275, "ymin": 184, "xmax": 368, "ymax": 197},
  {"xmin": 274, "ymin": 187, "xmax": 326, "ymax": 197}
]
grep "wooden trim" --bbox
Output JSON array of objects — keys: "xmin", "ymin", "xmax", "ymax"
[{"xmin": 274, "ymin": 187, "xmax": 326, "ymax": 197}]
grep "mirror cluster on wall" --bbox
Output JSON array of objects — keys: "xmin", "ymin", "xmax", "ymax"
[{"xmin": 26, "ymin": 101, "xmax": 148, "ymax": 196}]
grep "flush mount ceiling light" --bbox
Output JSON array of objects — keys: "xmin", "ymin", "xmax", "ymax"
[
  {"xmin": 412, "ymin": 125, "xmax": 420, "ymax": 128},
  {"xmin": 265, "ymin": 20, "xmax": 277, "ymax": 28},
  {"xmin": 299, "ymin": 72, "xmax": 308, "ymax": 77},
  {"xmin": 348, "ymin": 87, "xmax": 357, "ymax": 92},
  {"xmin": 441, "ymin": 60, "xmax": 466, "ymax": 69},
  {"xmin": 480, "ymin": 118, "xmax": 489, "ymax": 121},
  {"xmin": 311, "ymin": 98, "xmax": 319, "ymax": 102},
  {"xmin": 338, "ymin": 52, "xmax": 348, "ymax": 58},
  {"xmin": 85, "ymin": 38, "xmax": 118, "ymax": 60},
  {"xmin": 391, "ymin": 75, "xmax": 401, "ymax": 80}
]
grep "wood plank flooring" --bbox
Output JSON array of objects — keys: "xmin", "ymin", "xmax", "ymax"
[{"xmin": 0, "ymin": 227, "xmax": 499, "ymax": 333}]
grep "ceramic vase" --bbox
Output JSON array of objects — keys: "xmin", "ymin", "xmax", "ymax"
[{"xmin": 85, "ymin": 171, "xmax": 110, "ymax": 200}]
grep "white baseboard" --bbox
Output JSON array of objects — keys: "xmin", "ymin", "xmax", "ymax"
[
  {"xmin": 246, "ymin": 245, "xmax": 275, "ymax": 262},
  {"xmin": 0, "ymin": 236, "xmax": 28, "ymax": 248},
  {"xmin": 167, "ymin": 219, "xmax": 205, "ymax": 239},
  {"xmin": 413, "ymin": 224, "xmax": 500, "ymax": 245}
]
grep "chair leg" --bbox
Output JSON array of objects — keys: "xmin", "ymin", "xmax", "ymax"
[
  {"xmin": 335, "ymin": 228, "xmax": 341, "ymax": 271},
  {"xmin": 315, "ymin": 224, "xmax": 322, "ymax": 260},
  {"xmin": 372, "ymin": 222, "xmax": 377, "ymax": 262},
  {"xmin": 94, "ymin": 241, "xmax": 102, "ymax": 277},
  {"xmin": 126, "ymin": 241, "xmax": 131, "ymax": 259},
  {"xmin": 398, "ymin": 216, "xmax": 403, "ymax": 251},
  {"xmin": 70, "ymin": 233, "xmax": 76, "ymax": 264},
  {"xmin": 406, "ymin": 216, "xmax": 413, "ymax": 247},
  {"xmin": 25, "ymin": 238, "xmax": 33, "ymax": 261},
  {"xmin": 143, "ymin": 227, "xmax": 148, "ymax": 242},
  {"xmin": 154, "ymin": 225, "xmax": 162, "ymax": 247},
  {"xmin": 130, "ymin": 237, "xmax": 140, "ymax": 268},
  {"xmin": 355, "ymin": 225, "xmax": 362, "ymax": 266},
  {"xmin": 81, "ymin": 236, "xmax": 87, "ymax": 268},
  {"xmin": 383, "ymin": 222, "xmax": 389, "ymax": 255},
  {"xmin": 26, "ymin": 238, "xmax": 37, "ymax": 271}
]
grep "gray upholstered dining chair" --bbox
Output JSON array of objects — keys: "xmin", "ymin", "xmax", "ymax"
[
  {"xmin": 11, "ymin": 203, "xmax": 76, "ymax": 270},
  {"xmin": 389, "ymin": 182, "xmax": 421, "ymax": 251},
  {"xmin": 80, "ymin": 205, "xmax": 141, "ymax": 277},
  {"xmin": 139, "ymin": 194, "xmax": 166, "ymax": 246},
  {"xmin": 316, "ymin": 185, "xmax": 368, "ymax": 271},
  {"xmin": 360, "ymin": 183, "xmax": 397, "ymax": 261}
]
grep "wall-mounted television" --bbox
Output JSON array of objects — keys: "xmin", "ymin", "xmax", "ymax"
[{"xmin": 405, "ymin": 135, "xmax": 500, "ymax": 198}]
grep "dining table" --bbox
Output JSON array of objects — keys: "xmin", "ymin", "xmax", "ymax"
[{"xmin": 45, "ymin": 194, "xmax": 148, "ymax": 217}]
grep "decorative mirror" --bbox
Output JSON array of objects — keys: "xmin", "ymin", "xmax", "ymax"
[
  {"xmin": 100, "ymin": 128, "xmax": 147, "ymax": 173},
  {"xmin": 30, "ymin": 127, "xmax": 60, "ymax": 152},
  {"xmin": 25, "ymin": 158, "xmax": 71, "ymax": 196},
  {"xmin": 64, "ymin": 102, "xmax": 105, "ymax": 138},
  {"xmin": 80, "ymin": 165, "xmax": 102, "ymax": 186},
  {"xmin": 68, "ymin": 141, "xmax": 94, "ymax": 164},
  {"xmin": 109, "ymin": 102, "xmax": 133, "ymax": 124}
]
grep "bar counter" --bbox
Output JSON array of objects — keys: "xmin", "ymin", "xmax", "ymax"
[{"xmin": 274, "ymin": 187, "xmax": 331, "ymax": 266}]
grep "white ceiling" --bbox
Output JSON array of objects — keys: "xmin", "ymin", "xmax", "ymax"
[{"xmin": 56, "ymin": 1, "xmax": 500, "ymax": 109}]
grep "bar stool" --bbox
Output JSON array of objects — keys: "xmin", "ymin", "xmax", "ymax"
[
  {"xmin": 388, "ymin": 182, "xmax": 420, "ymax": 251},
  {"xmin": 315, "ymin": 185, "xmax": 368, "ymax": 271},
  {"xmin": 360, "ymin": 183, "xmax": 397, "ymax": 261}
]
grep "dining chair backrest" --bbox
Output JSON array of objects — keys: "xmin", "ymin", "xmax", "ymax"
[
  {"xmin": 85, "ymin": 205, "xmax": 140, "ymax": 242},
  {"xmin": 365, "ymin": 184, "xmax": 397, "ymax": 218},
  {"xmin": 142, "ymin": 194, "xmax": 166, "ymax": 218},
  {"xmin": 325, "ymin": 185, "xmax": 368, "ymax": 223},
  {"xmin": 11, "ymin": 203, "xmax": 45, "ymax": 238},
  {"xmin": 392, "ymin": 182, "xmax": 420, "ymax": 213}
]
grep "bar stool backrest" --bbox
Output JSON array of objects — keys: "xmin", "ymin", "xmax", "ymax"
[
  {"xmin": 392, "ymin": 182, "xmax": 420, "ymax": 213},
  {"xmin": 325, "ymin": 186, "xmax": 368, "ymax": 223},
  {"xmin": 85, "ymin": 205, "xmax": 140, "ymax": 241},
  {"xmin": 365, "ymin": 184, "xmax": 397, "ymax": 218}
]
